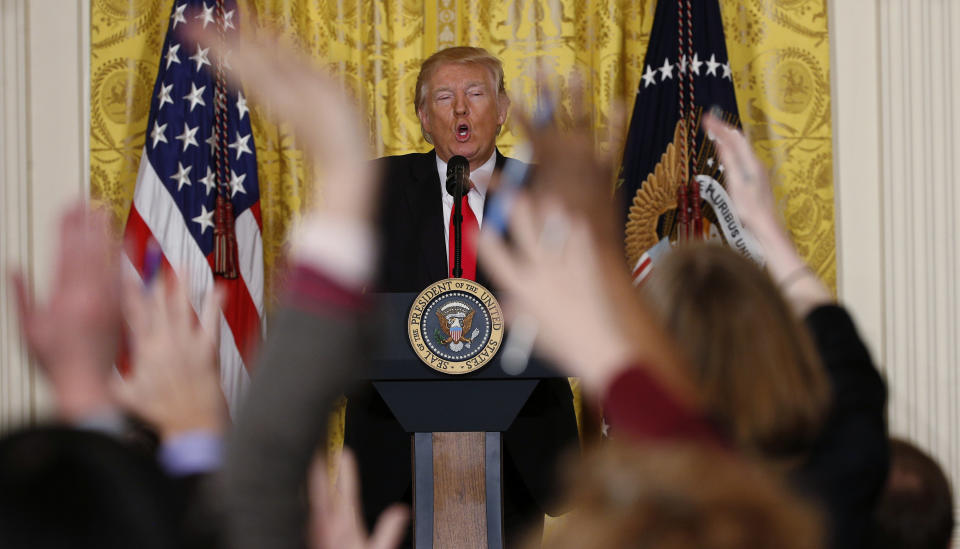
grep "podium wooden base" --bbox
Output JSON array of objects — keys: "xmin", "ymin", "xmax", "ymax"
[{"xmin": 413, "ymin": 432, "xmax": 503, "ymax": 549}]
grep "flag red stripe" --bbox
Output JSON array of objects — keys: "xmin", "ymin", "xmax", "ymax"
[{"xmin": 206, "ymin": 253, "xmax": 261, "ymax": 367}]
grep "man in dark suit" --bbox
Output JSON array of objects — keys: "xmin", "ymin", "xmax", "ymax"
[{"xmin": 345, "ymin": 46, "xmax": 580, "ymax": 547}]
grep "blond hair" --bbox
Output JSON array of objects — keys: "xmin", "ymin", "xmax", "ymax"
[{"xmin": 643, "ymin": 244, "xmax": 830, "ymax": 464}]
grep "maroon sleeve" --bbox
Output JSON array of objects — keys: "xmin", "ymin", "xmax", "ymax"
[
  {"xmin": 283, "ymin": 264, "xmax": 369, "ymax": 313},
  {"xmin": 602, "ymin": 367, "xmax": 726, "ymax": 447}
]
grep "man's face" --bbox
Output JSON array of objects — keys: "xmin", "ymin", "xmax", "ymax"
[{"xmin": 418, "ymin": 63, "xmax": 508, "ymax": 170}]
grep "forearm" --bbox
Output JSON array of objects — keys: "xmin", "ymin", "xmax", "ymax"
[{"xmin": 751, "ymin": 215, "xmax": 832, "ymax": 316}]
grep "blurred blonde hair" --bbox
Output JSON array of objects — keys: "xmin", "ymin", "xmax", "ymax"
[
  {"xmin": 414, "ymin": 46, "xmax": 509, "ymax": 144},
  {"xmin": 643, "ymin": 243, "xmax": 830, "ymax": 464},
  {"xmin": 539, "ymin": 443, "xmax": 823, "ymax": 549}
]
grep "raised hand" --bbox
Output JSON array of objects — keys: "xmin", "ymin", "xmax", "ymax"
[
  {"xmin": 702, "ymin": 113, "xmax": 831, "ymax": 314},
  {"xmin": 114, "ymin": 275, "xmax": 227, "ymax": 439},
  {"xmin": 309, "ymin": 449, "xmax": 408, "ymax": 549},
  {"xmin": 701, "ymin": 113, "xmax": 778, "ymax": 234},
  {"xmin": 10, "ymin": 204, "xmax": 121, "ymax": 421},
  {"xmin": 182, "ymin": 21, "xmax": 376, "ymax": 225}
]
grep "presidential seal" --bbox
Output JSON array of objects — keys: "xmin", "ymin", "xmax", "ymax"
[{"xmin": 407, "ymin": 278, "xmax": 504, "ymax": 375}]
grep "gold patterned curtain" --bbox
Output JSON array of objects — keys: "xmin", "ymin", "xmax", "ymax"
[{"xmin": 91, "ymin": 0, "xmax": 835, "ymax": 452}]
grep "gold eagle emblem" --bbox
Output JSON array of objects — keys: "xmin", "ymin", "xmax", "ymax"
[
  {"xmin": 624, "ymin": 121, "xmax": 686, "ymax": 268},
  {"xmin": 435, "ymin": 308, "xmax": 476, "ymax": 345}
]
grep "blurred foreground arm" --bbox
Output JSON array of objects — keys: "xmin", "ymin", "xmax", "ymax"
[{"xmin": 184, "ymin": 23, "xmax": 400, "ymax": 549}]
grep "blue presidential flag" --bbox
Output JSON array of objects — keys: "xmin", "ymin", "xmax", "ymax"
[{"xmin": 619, "ymin": 0, "xmax": 754, "ymax": 283}]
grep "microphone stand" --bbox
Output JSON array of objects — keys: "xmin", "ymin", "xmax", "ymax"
[
  {"xmin": 452, "ymin": 176, "xmax": 463, "ymax": 278},
  {"xmin": 446, "ymin": 156, "xmax": 470, "ymax": 279}
]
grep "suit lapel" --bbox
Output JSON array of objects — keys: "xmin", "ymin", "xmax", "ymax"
[{"xmin": 406, "ymin": 150, "xmax": 448, "ymax": 285}]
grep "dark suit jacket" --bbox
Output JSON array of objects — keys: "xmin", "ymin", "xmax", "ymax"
[{"xmin": 345, "ymin": 149, "xmax": 580, "ymax": 545}]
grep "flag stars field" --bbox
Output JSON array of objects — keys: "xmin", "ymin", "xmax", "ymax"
[
  {"xmin": 228, "ymin": 132, "xmax": 252, "ymax": 160},
  {"xmin": 176, "ymin": 123, "xmax": 199, "ymax": 152},
  {"xmin": 157, "ymin": 83, "xmax": 174, "ymax": 110},
  {"xmin": 169, "ymin": 3, "xmax": 187, "ymax": 29},
  {"xmin": 228, "ymin": 170, "xmax": 246, "ymax": 197},
  {"xmin": 184, "ymin": 82, "xmax": 207, "ymax": 111},
  {"xmin": 640, "ymin": 53, "xmax": 732, "ymax": 89},
  {"xmin": 195, "ymin": 2, "xmax": 215, "ymax": 28},
  {"xmin": 199, "ymin": 166, "xmax": 216, "ymax": 195},
  {"xmin": 165, "ymin": 43, "xmax": 181, "ymax": 69},
  {"xmin": 151, "ymin": 121, "xmax": 168, "ymax": 149},
  {"xmin": 236, "ymin": 92, "xmax": 249, "ymax": 120},
  {"xmin": 190, "ymin": 45, "xmax": 211, "ymax": 72},
  {"xmin": 659, "ymin": 57, "xmax": 674, "ymax": 80},
  {"xmin": 192, "ymin": 205, "xmax": 215, "ymax": 234},
  {"xmin": 170, "ymin": 162, "xmax": 192, "ymax": 191}
]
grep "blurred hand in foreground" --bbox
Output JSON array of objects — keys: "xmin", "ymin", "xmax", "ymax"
[
  {"xmin": 479, "ymin": 109, "xmax": 698, "ymax": 404},
  {"xmin": 11, "ymin": 204, "xmax": 121, "ymax": 421},
  {"xmin": 114, "ymin": 275, "xmax": 227, "ymax": 440},
  {"xmin": 702, "ymin": 113, "xmax": 831, "ymax": 315},
  {"xmin": 309, "ymin": 448, "xmax": 408, "ymax": 549},
  {"xmin": 183, "ymin": 22, "xmax": 376, "ymax": 225}
]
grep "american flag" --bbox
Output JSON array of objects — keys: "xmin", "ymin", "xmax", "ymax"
[{"xmin": 123, "ymin": 0, "xmax": 263, "ymax": 411}]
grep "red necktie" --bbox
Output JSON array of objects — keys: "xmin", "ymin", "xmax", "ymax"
[{"xmin": 449, "ymin": 193, "xmax": 479, "ymax": 280}]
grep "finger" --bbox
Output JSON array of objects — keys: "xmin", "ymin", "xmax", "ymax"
[
  {"xmin": 508, "ymin": 100, "xmax": 536, "ymax": 141},
  {"xmin": 508, "ymin": 195, "xmax": 542, "ymax": 259},
  {"xmin": 167, "ymin": 274, "xmax": 194, "ymax": 335},
  {"xmin": 308, "ymin": 453, "xmax": 332, "ymax": 541},
  {"xmin": 110, "ymin": 374, "xmax": 138, "ymax": 414},
  {"xmin": 10, "ymin": 271, "xmax": 39, "ymax": 347},
  {"xmin": 121, "ymin": 276, "xmax": 150, "ymax": 336},
  {"xmin": 702, "ymin": 114, "xmax": 745, "ymax": 184},
  {"xmin": 200, "ymin": 284, "xmax": 225, "ymax": 346},
  {"xmin": 335, "ymin": 448, "xmax": 363, "ymax": 521},
  {"xmin": 477, "ymin": 230, "xmax": 522, "ymax": 293},
  {"xmin": 368, "ymin": 504, "xmax": 410, "ymax": 549},
  {"xmin": 568, "ymin": 71, "xmax": 590, "ymax": 131},
  {"xmin": 600, "ymin": 100, "xmax": 628, "ymax": 165}
]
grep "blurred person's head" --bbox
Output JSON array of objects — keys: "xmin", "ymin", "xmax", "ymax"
[
  {"xmin": 0, "ymin": 427, "xmax": 181, "ymax": 549},
  {"xmin": 643, "ymin": 243, "xmax": 830, "ymax": 465},
  {"xmin": 415, "ymin": 46, "xmax": 510, "ymax": 170},
  {"xmin": 538, "ymin": 443, "xmax": 823, "ymax": 549},
  {"xmin": 869, "ymin": 438, "xmax": 955, "ymax": 549}
]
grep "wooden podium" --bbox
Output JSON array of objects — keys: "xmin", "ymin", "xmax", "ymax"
[{"xmin": 366, "ymin": 293, "xmax": 561, "ymax": 549}]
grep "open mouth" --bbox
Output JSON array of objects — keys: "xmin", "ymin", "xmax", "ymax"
[{"xmin": 455, "ymin": 123, "xmax": 470, "ymax": 142}]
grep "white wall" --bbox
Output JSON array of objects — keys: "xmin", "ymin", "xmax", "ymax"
[
  {"xmin": 0, "ymin": 0, "xmax": 90, "ymax": 430},
  {"xmin": 831, "ymin": 0, "xmax": 960, "ymax": 540}
]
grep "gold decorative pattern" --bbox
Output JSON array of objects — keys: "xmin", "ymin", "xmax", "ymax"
[{"xmin": 91, "ymin": 0, "xmax": 836, "ymax": 460}]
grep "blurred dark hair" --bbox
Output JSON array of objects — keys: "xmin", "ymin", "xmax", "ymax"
[
  {"xmin": 537, "ymin": 443, "xmax": 823, "ymax": 549},
  {"xmin": 643, "ymin": 243, "xmax": 831, "ymax": 465},
  {"xmin": 869, "ymin": 438, "xmax": 955, "ymax": 549},
  {"xmin": 0, "ymin": 427, "xmax": 182, "ymax": 549}
]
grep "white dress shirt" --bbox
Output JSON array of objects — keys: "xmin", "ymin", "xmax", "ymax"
[{"xmin": 436, "ymin": 151, "xmax": 496, "ymax": 268}]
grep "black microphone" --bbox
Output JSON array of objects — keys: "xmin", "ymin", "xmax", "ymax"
[{"xmin": 445, "ymin": 155, "xmax": 470, "ymax": 278}]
